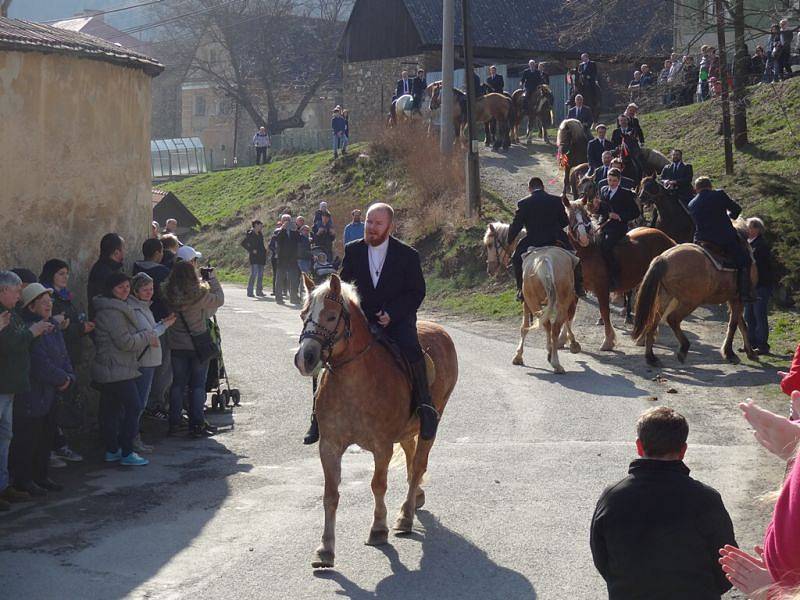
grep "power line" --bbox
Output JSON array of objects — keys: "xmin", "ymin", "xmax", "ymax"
[{"xmin": 43, "ymin": 0, "xmax": 165, "ymax": 23}]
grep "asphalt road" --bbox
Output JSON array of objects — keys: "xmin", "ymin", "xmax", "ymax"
[{"xmin": 0, "ymin": 286, "xmax": 786, "ymax": 600}]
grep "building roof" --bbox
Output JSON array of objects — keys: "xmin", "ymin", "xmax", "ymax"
[
  {"xmin": 51, "ymin": 13, "xmax": 151, "ymax": 56},
  {"xmin": 0, "ymin": 17, "xmax": 163, "ymax": 76}
]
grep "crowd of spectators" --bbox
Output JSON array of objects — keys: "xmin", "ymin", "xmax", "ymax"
[
  {"xmin": 240, "ymin": 201, "xmax": 365, "ymax": 304},
  {"xmin": 0, "ymin": 218, "xmax": 225, "ymax": 509},
  {"xmin": 628, "ymin": 22, "xmax": 796, "ymax": 108}
]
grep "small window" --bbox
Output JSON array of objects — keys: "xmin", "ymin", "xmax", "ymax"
[{"xmin": 194, "ymin": 95, "xmax": 206, "ymax": 117}]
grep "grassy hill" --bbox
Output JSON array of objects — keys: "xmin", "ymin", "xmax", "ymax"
[{"xmin": 640, "ymin": 78, "xmax": 800, "ymax": 291}]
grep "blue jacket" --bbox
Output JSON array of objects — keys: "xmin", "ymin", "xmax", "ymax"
[
  {"xmin": 332, "ymin": 115, "xmax": 347, "ymax": 135},
  {"xmin": 688, "ymin": 189, "xmax": 742, "ymax": 246},
  {"xmin": 15, "ymin": 314, "xmax": 74, "ymax": 418},
  {"xmin": 343, "ymin": 221, "xmax": 365, "ymax": 245},
  {"xmin": 587, "ymin": 137, "xmax": 614, "ymax": 171}
]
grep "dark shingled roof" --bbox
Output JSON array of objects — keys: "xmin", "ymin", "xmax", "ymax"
[
  {"xmin": 0, "ymin": 17, "xmax": 164, "ymax": 76},
  {"xmin": 401, "ymin": 0, "xmax": 673, "ymax": 58}
]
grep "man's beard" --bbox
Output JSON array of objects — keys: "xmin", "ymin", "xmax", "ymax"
[{"xmin": 366, "ymin": 229, "xmax": 390, "ymax": 247}]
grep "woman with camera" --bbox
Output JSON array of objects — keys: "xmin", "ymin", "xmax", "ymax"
[
  {"xmin": 128, "ymin": 273, "xmax": 176, "ymax": 452},
  {"xmin": 91, "ymin": 272, "xmax": 157, "ymax": 466},
  {"xmin": 162, "ymin": 246, "xmax": 224, "ymax": 438}
]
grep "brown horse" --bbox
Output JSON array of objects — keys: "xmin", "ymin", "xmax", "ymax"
[
  {"xmin": 430, "ymin": 84, "xmax": 513, "ymax": 150},
  {"xmin": 633, "ymin": 243, "xmax": 758, "ymax": 366},
  {"xmin": 294, "ymin": 274, "xmax": 458, "ymax": 569},
  {"xmin": 637, "ymin": 175, "xmax": 695, "ymax": 244},
  {"xmin": 428, "ymin": 81, "xmax": 467, "ymax": 142},
  {"xmin": 557, "ymin": 119, "xmax": 589, "ymax": 196},
  {"xmin": 483, "ymin": 223, "xmax": 581, "ymax": 372},
  {"xmin": 566, "ymin": 199, "xmax": 676, "ymax": 351},
  {"xmin": 511, "ymin": 85, "xmax": 554, "ymax": 144},
  {"xmin": 640, "ymin": 147, "xmax": 671, "ymax": 177}
]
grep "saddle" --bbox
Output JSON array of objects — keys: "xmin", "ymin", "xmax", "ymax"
[
  {"xmin": 370, "ymin": 325, "xmax": 437, "ymax": 389},
  {"xmin": 694, "ymin": 241, "xmax": 739, "ymax": 271}
]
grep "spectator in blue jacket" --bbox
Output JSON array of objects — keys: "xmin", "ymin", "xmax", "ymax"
[
  {"xmin": 8, "ymin": 283, "xmax": 74, "ymax": 497},
  {"xmin": 332, "ymin": 106, "xmax": 348, "ymax": 159},
  {"xmin": 343, "ymin": 209, "xmax": 364, "ymax": 245}
]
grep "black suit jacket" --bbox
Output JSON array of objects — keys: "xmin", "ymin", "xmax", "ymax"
[
  {"xmin": 521, "ymin": 68, "xmax": 543, "ymax": 92},
  {"xmin": 508, "ymin": 190, "xmax": 570, "ymax": 249},
  {"xmin": 598, "ymin": 186, "xmax": 639, "ymax": 233},
  {"xmin": 340, "ymin": 237, "xmax": 425, "ymax": 327},
  {"xmin": 486, "ymin": 74, "xmax": 505, "ymax": 93},
  {"xmin": 568, "ymin": 105, "xmax": 594, "ymax": 128},
  {"xmin": 412, "ymin": 76, "xmax": 427, "ymax": 97},
  {"xmin": 578, "ymin": 61, "xmax": 598, "ymax": 82},
  {"xmin": 598, "ymin": 176, "xmax": 636, "ymax": 191},
  {"xmin": 395, "ymin": 78, "xmax": 412, "ymax": 98},
  {"xmin": 660, "ymin": 162, "xmax": 694, "ymax": 200},
  {"xmin": 587, "ymin": 138, "xmax": 614, "ymax": 171},
  {"xmin": 276, "ymin": 228, "xmax": 300, "ymax": 264},
  {"xmin": 688, "ymin": 189, "xmax": 742, "ymax": 246}
]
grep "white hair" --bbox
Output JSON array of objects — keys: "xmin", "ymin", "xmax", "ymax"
[
  {"xmin": 747, "ymin": 217, "xmax": 765, "ymax": 232},
  {"xmin": 0, "ymin": 271, "xmax": 22, "ymax": 291}
]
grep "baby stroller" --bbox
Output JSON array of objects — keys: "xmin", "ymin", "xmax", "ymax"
[
  {"xmin": 206, "ymin": 315, "xmax": 241, "ymax": 411},
  {"xmin": 311, "ymin": 247, "xmax": 339, "ymax": 284}
]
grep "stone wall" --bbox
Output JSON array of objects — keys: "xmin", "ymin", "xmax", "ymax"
[
  {"xmin": 342, "ymin": 53, "xmax": 430, "ymax": 140},
  {"xmin": 0, "ymin": 50, "xmax": 153, "ymax": 308}
]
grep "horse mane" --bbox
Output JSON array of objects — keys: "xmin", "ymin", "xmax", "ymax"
[
  {"xmin": 309, "ymin": 278, "xmax": 361, "ymax": 313},
  {"xmin": 485, "ymin": 222, "xmax": 510, "ymax": 245},
  {"xmin": 557, "ymin": 118, "xmax": 584, "ymax": 146}
]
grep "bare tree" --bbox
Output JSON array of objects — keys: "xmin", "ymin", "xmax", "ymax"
[{"xmin": 163, "ymin": 0, "xmax": 350, "ymax": 134}]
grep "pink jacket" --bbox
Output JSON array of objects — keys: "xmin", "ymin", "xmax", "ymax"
[
  {"xmin": 780, "ymin": 344, "xmax": 800, "ymax": 397},
  {"xmin": 764, "ymin": 455, "xmax": 800, "ymax": 589}
]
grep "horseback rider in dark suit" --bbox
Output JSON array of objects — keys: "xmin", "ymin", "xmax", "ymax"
[
  {"xmin": 596, "ymin": 169, "xmax": 640, "ymax": 288},
  {"xmin": 587, "ymin": 124, "xmax": 614, "ymax": 172},
  {"xmin": 339, "ymin": 203, "xmax": 439, "ymax": 440},
  {"xmin": 611, "ymin": 115, "xmax": 643, "ymax": 184},
  {"xmin": 567, "ymin": 94, "xmax": 594, "ymax": 132},
  {"xmin": 486, "ymin": 65, "xmax": 505, "ymax": 94},
  {"xmin": 411, "ymin": 68, "xmax": 428, "ymax": 111},
  {"xmin": 598, "ymin": 159, "xmax": 637, "ymax": 191},
  {"xmin": 520, "ymin": 59, "xmax": 544, "ymax": 110},
  {"xmin": 660, "ymin": 149, "xmax": 694, "ymax": 206},
  {"xmin": 394, "ymin": 70, "xmax": 413, "ymax": 101},
  {"xmin": 471, "ymin": 67, "xmax": 484, "ymax": 97},
  {"xmin": 578, "ymin": 53, "xmax": 598, "ymax": 85},
  {"xmin": 507, "ymin": 177, "xmax": 583, "ymax": 301},
  {"xmin": 687, "ymin": 177, "xmax": 754, "ymax": 302}
]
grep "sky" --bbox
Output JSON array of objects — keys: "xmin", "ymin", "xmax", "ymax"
[{"xmin": 9, "ymin": 0, "xmax": 151, "ymax": 30}]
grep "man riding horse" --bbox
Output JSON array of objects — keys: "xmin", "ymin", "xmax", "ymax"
[
  {"xmin": 486, "ymin": 65, "xmax": 505, "ymax": 95},
  {"xmin": 587, "ymin": 124, "xmax": 614, "ymax": 173},
  {"xmin": 307, "ymin": 203, "xmax": 439, "ymax": 445},
  {"xmin": 687, "ymin": 177, "xmax": 755, "ymax": 302},
  {"xmin": 411, "ymin": 68, "xmax": 428, "ymax": 111},
  {"xmin": 508, "ymin": 177, "xmax": 584, "ymax": 302},
  {"xmin": 611, "ymin": 115, "xmax": 643, "ymax": 184},
  {"xmin": 568, "ymin": 94, "xmax": 594, "ymax": 137},
  {"xmin": 520, "ymin": 59, "xmax": 544, "ymax": 111},
  {"xmin": 595, "ymin": 168, "xmax": 640, "ymax": 288},
  {"xmin": 660, "ymin": 149, "xmax": 694, "ymax": 206}
]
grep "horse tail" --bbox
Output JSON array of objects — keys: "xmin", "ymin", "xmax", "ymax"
[
  {"xmin": 531, "ymin": 255, "xmax": 558, "ymax": 328},
  {"xmin": 632, "ymin": 256, "xmax": 668, "ymax": 340}
]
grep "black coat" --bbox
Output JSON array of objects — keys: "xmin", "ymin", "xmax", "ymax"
[
  {"xmin": 578, "ymin": 60, "xmax": 598, "ymax": 82},
  {"xmin": 597, "ymin": 176, "xmax": 637, "ymax": 191},
  {"xmin": 340, "ymin": 237, "xmax": 425, "ymax": 328},
  {"xmin": 412, "ymin": 76, "xmax": 427, "ymax": 97},
  {"xmin": 591, "ymin": 459, "xmax": 735, "ymax": 600},
  {"xmin": 660, "ymin": 162, "xmax": 694, "ymax": 201},
  {"xmin": 508, "ymin": 190, "xmax": 570, "ymax": 250},
  {"xmin": 275, "ymin": 228, "xmax": 300, "ymax": 265},
  {"xmin": 567, "ymin": 105, "xmax": 593, "ymax": 128},
  {"xmin": 241, "ymin": 229, "xmax": 267, "ymax": 265},
  {"xmin": 688, "ymin": 189, "xmax": 741, "ymax": 246},
  {"xmin": 611, "ymin": 128, "xmax": 642, "ymax": 158},
  {"xmin": 587, "ymin": 137, "xmax": 614, "ymax": 171},
  {"xmin": 486, "ymin": 74, "xmax": 505, "ymax": 93},
  {"xmin": 598, "ymin": 186, "xmax": 639, "ymax": 234},
  {"xmin": 395, "ymin": 78, "xmax": 413, "ymax": 98},
  {"xmin": 520, "ymin": 68, "xmax": 543, "ymax": 92},
  {"xmin": 750, "ymin": 235, "xmax": 774, "ymax": 289},
  {"xmin": 87, "ymin": 257, "xmax": 123, "ymax": 319}
]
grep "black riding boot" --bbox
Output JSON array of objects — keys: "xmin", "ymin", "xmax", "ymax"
[
  {"xmin": 738, "ymin": 267, "xmax": 755, "ymax": 303},
  {"xmin": 410, "ymin": 359, "xmax": 439, "ymax": 440},
  {"xmin": 513, "ymin": 256, "xmax": 524, "ymax": 302},
  {"xmin": 574, "ymin": 262, "xmax": 586, "ymax": 297},
  {"xmin": 303, "ymin": 377, "xmax": 320, "ymax": 445}
]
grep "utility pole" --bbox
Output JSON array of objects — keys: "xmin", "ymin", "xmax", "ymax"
[
  {"xmin": 440, "ymin": 0, "xmax": 455, "ymax": 153},
  {"xmin": 715, "ymin": 0, "xmax": 734, "ymax": 175},
  {"xmin": 461, "ymin": 0, "xmax": 481, "ymax": 217}
]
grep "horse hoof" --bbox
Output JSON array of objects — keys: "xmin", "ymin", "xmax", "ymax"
[
  {"xmin": 365, "ymin": 529, "xmax": 389, "ymax": 547},
  {"xmin": 600, "ymin": 342, "xmax": 614, "ymax": 352},
  {"xmin": 725, "ymin": 352, "xmax": 741, "ymax": 365},
  {"xmin": 393, "ymin": 516, "xmax": 414, "ymax": 534},
  {"xmin": 570, "ymin": 342, "xmax": 581, "ymax": 354},
  {"xmin": 415, "ymin": 490, "xmax": 426, "ymax": 509},
  {"xmin": 312, "ymin": 548, "xmax": 335, "ymax": 569},
  {"xmin": 512, "ymin": 355, "xmax": 524, "ymax": 366},
  {"xmin": 552, "ymin": 365, "xmax": 565, "ymax": 375}
]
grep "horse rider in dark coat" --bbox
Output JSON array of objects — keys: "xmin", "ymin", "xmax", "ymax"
[
  {"xmin": 470, "ymin": 66, "xmax": 484, "ymax": 97},
  {"xmin": 341, "ymin": 203, "xmax": 439, "ymax": 440},
  {"xmin": 688, "ymin": 177, "xmax": 754, "ymax": 302},
  {"xmin": 486, "ymin": 65, "xmax": 505, "ymax": 94},
  {"xmin": 587, "ymin": 124, "xmax": 614, "ymax": 173},
  {"xmin": 507, "ymin": 177, "xmax": 583, "ymax": 301},
  {"xmin": 411, "ymin": 68, "xmax": 428, "ymax": 111},
  {"xmin": 660, "ymin": 149, "xmax": 694, "ymax": 206},
  {"xmin": 596, "ymin": 169, "xmax": 640, "ymax": 288},
  {"xmin": 568, "ymin": 94, "xmax": 594, "ymax": 133},
  {"xmin": 520, "ymin": 59, "xmax": 544, "ymax": 110},
  {"xmin": 578, "ymin": 53, "xmax": 598, "ymax": 85},
  {"xmin": 598, "ymin": 158, "xmax": 637, "ymax": 191},
  {"xmin": 394, "ymin": 70, "xmax": 413, "ymax": 102},
  {"xmin": 593, "ymin": 151, "xmax": 613, "ymax": 186},
  {"xmin": 611, "ymin": 115, "xmax": 643, "ymax": 184}
]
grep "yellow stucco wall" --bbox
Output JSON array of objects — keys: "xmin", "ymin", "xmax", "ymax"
[{"xmin": 0, "ymin": 50, "xmax": 153, "ymax": 305}]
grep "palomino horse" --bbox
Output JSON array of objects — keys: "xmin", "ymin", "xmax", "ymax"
[
  {"xmin": 428, "ymin": 81, "xmax": 466, "ymax": 142},
  {"xmin": 640, "ymin": 147, "xmax": 670, "ymax": 177},
  {"xmin": 556, "ymin": 119, "xmax": 589, "ymax": 196},
  {"xmin": 638, "ymin": 175, "xmax": 695, "ymax": 244},
  {"xmin": 294, "ymin": 274, "xmax": 458, "ymax": 569},
  {"xmin": 511, "ymin": 85, "xmax": 554, "ymax": 144},
  {"xmin": 566, "ymin": 198, "xmax": 676, "ymax": 351},
  {"xmin": 430, "ymin": 84, "xmax": 513, "ymax": 150},
  {"xmin": 484, "ymin": 223, "xmax": 583, "ymax": 373},
  {"xmin": 633, "ymin": 242, "xmax": 758, "ymax": 366}
]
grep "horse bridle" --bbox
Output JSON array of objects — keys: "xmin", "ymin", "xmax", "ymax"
[
  {"xmin": 489, "ymin": 231, "xmax": 512, "ymax": 272},
  {"xmin": 299, "ymin": 293, "xmax": 351, "ymax": 366}
]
